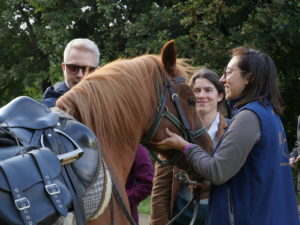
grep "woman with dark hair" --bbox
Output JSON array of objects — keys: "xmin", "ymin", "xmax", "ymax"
[
  {"xmin": 151, "ymin": 68, "xmax": 228, "ymax": 225},
  {"xmin": 153, "ymin": 47, "xmax": 299, "ymax": 225}
]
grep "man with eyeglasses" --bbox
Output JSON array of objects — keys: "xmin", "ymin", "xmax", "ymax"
[
  {"xmin": 41, "ymin": 38, "xmax": 100, "ymax": 107},
  {"xmin": 41, "ymin": 38, "xmax": 99, "ymax": 224}
]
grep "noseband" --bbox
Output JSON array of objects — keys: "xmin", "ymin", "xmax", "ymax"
[{"xmin": 142, "ymin": 76, "xmax": 206, "ymax": 165}]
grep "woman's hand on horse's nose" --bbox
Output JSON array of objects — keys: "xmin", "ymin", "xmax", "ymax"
[{"xmin": 151, "ymin": 128, "xmax": 189, "ymax": 150}]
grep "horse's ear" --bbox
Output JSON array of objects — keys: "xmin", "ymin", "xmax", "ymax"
[{"xmin": 161, "ymin": 40, "xmax": 177, "ymax": 76}]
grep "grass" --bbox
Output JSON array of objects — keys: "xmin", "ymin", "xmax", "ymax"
[
  {"xmin": 139, "ymin": 195, "xmax": 300, "ymax": 215},
  {"xmin": 138, "ymin": 197, "xmax": 151, "ymax": 214}
]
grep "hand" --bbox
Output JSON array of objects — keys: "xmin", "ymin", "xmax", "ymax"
[
  {"xmin": 289, "ymin": 156, "xmax": 300, "ymax": 167},
  {"xmin": 289, "ymin": 158, "xmax": 295, "ymax": 166},
  {"xmin": 151, "ymin": 128, "xmax": 189, "ymax": 150}
]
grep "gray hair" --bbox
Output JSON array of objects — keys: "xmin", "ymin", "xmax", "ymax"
[{"xmin": 63, "ymin": 38, "xmax": 100, "ymax": 65}]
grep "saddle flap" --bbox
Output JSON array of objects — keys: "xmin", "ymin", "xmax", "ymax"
[
  {"xmin": 54, "ymin": 116, "xmax": 101, "ymax": 189},
  {"xmin": 0, "ymin": 146, "xmax": 20, "ymax": 161},
  {"xmin": 0, "ymin": 96, "xmax": 59, "ymax": 129},
  {"xmin": 0, "ymin": 148, "xmax": 61, "ymax": 192},
  {"xmin": 0, "ymin": 148, "xmax": 73, "ymax": 225}
]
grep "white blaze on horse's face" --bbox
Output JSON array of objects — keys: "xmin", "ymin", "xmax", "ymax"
[{"xmin": 62, "ymin": 48, "xmax": 97, "ymax": 89}]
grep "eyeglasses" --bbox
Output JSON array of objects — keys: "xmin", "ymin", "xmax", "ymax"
[
  {"xmin": 223, "ymin": 67, "xmax": 248, "ymax": 79},
  {"xmin": 65, "ymin": 64, "xmax": 97, "ymax": 75}
]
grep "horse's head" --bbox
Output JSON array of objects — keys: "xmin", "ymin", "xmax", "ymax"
[{"xmin": 144, "ymin": 40, "xmax": 214, "ymax": 170}]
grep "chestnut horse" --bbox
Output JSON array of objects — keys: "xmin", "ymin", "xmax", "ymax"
[{"xmin": 56, "ymin": 41, "xmax": 213, "ymax": 225}]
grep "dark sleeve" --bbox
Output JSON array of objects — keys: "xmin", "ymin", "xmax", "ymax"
[
  {"xmin": 40, "ymin": 86, "xmax": 57, "ymax": 108},
  {"xmin": 184, "ymin": 110, "xmax": 261, "ymax": 185},
  {"xmin": 290, "ymin": 116, "xmax": 300, "ymax": 158},
  {"xmin": 126, "ymin": 145, "xmax": 154, "ymax": 205}
]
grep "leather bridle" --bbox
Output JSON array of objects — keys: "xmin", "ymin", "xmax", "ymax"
[{"xmin": 142, "ymin": 76, "xmax": 206, "ymax": 165}]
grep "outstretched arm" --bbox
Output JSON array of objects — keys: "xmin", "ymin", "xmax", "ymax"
[{"xmin": 152, "ymin": 110, "xmax": 260, "ymax": 185}]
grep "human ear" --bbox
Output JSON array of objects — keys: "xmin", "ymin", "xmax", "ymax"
[
  {"xmin": 244, "ymin": 74, "xmax": 253, "ymax": 85},
  {"xmin": 217, "ymin": 92, "xmax": 224, "ymax": 102}
]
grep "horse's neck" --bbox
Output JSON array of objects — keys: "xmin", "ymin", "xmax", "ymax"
[{"xmin": 102, "ymin": 145, "xmax": 136, "ymax": 187}]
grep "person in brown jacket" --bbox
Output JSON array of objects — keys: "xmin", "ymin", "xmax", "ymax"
[{"xmin": 150, "ymin": 68, "xmax": 228, "ymax": 225}]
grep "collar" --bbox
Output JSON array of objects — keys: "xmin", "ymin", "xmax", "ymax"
[
  {"xmin": 228, "ymin": 97, "xmax": 243, "ymax": 118},
  {"xmin": 208, "ymin": 112, "xmax": 220, "ymax": 146}
]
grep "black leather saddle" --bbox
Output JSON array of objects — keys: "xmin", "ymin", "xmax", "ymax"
[
  {"xmin": 0, "ymin": 96, "xmax": 101, "ymax": 188},
  {"xmin": 0, "ymin": 96, "xmax": 102, "ymax": 224}
]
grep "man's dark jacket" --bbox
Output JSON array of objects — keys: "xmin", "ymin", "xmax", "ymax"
[{"xmin": 41, "ymin": 82, "xmax": 69, "ymax": 107}]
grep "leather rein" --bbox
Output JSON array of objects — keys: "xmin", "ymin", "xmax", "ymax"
[{"xmin": 142, "ymin": 76, "xmax": 206, "ymax": 165}]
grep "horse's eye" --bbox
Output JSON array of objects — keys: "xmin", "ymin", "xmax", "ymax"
[{"xmin": 187, "ymin": 99, "xmax": 196, "ymax": 107}]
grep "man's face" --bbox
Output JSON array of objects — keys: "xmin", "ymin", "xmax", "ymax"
[{"xmin": 62, "ymin": 48, "xmax": 97, "ymax": 88}]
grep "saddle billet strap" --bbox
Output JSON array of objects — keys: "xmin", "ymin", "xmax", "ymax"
[
  {"xmin": 0, "ymin": 160, "xmax": 35, "ymax": 225},
  {"xmin": 29, "ymin": 150, "xmax": 68, "ymax": 216},
  {"xmin": 43, "ymin": 128, "xmax": 86, "ymax": 225}
]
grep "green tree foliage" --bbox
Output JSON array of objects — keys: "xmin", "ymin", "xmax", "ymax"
[
  {"xmin": 0, "ymin": 0, "xmax": 83, "ymax": 101},
  {"xmin": 176, "ymin": 0, "xmax": 300, "ymax": 145},
  {"xmin": 1, "ymin": 0, "xmax": 299, "ymax": 146}
]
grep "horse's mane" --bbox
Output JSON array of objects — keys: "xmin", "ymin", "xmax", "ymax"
[{"xmin": 56, "ymin": 54, "xmax": 193, "ymax": 152}]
